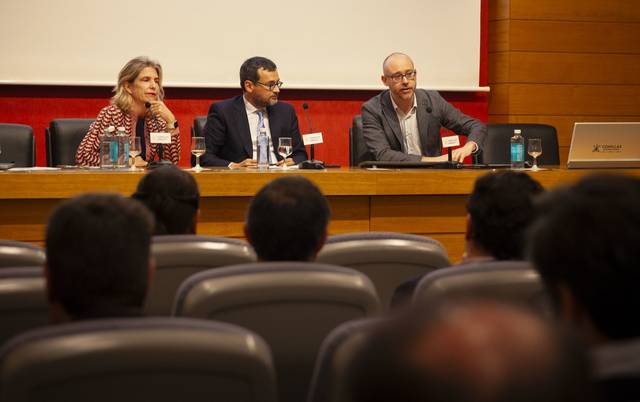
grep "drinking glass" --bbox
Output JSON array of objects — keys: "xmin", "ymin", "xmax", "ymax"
[
  {"xmin": 129, "ymin": 137, "xmax": 141, "ymax": 170},
  {"xmin": 527, "ymin": 138, "xmax": 542, "ymax": 171},
  {"xmin": 191, "ymin": 136, "xmax": 206, "ymax": 171},
  {"xmin": 278, "ymin": 137, "xmax": 292, "ymax": 169}
]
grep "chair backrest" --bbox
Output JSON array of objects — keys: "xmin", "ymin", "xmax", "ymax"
[
  {"xmin": 0, "ymin": 317, "xmax": 277, "ymax": 402},
  {"xmin": 46, "ymin": 119, "xmax": 93, "ymax": 166},
  {"xmin": 316, "ymin": 232, "xmax": 450, "ymax": 308},
  {"xmin": 0, "ymin": 267, "xmax": 48, "ymax": 347},
  {"xmin": 174, "ymin": 262, "xmax": 381, "ymax": 402},
  {"xmin": 307, "ymin": 318, "xmax": 380, "ymax": 402},
  {"xmin": 349, "ymin": 115, "xmax": 374, "ymax": 166},
  {"xmin": 0, "ymin": 124, "xmax": 35, "ymax": 167},
  {"xmin": 413, "ymin": 260, "xmax": 551, "ymax": 313},
  {"xmin": 482, "ymin": 123, "xmax": 560, "ymax": 165},
  {"xmin": 192, "ymin": 116, "xmax": 207, "ymax": 137},
  {"xmin": 0, "ymin": 240, "xmax": 46, "ymax": 268},
  {"xmin": 145, "ymin": 235, "xmax": 256, "ymax": 315}
]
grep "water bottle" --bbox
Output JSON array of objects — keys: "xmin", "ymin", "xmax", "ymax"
[
  {"xmin": 116, "ymin": 126, "xmax": 129, "ymax": 168},
  {"xmin": 100, "ymin": 126, "xmax": 116, "ymax": 168},
  {"xmin": 256, "ymin": 127, "xmax": 270, "ymax": 169},
  {"xmin": 510, "ymin": 129, "xmax": 525, "ymax": 169}
]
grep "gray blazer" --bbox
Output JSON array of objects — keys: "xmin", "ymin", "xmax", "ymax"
[{"xmin": 361, "ymin": 89, "xmax": 487, "ymax": 162}]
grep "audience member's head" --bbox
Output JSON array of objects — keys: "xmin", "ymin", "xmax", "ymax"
[
  {"xmin": 528, "ymin": 174, "xmax": 640, "ymax": 345},
  {"xmin": 45, "ymin": 193, "xmax": 154, "ymax": 323},
  {"xmin": 350, "ymin": 300, "xmax": 594, "ymax": 402},
  {"xmin": 245, "ymin": 176, "xmax": 330, "ymax": 261},
  {"xmin": 132, "ymin": 166, "xmax": 200, "ymax": 235},
  {"xmin": 465, "ymin": 171, "xmax": 544, "ymax": 261}
]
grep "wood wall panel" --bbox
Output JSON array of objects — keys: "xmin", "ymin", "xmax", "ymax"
[
  {"xmin": 490, "ymin": 53, "xmax": 640, "ymax": 85},
  {"xmin": 507, "ymin": 21, "xmax": 640, "ymax": 53},
  {"xmin": 508, "ymin": 0, "xmax": 640, "ymax": 22},
  {"xmin": 489, "ymin": 84, "xmax": 640, "ymax": 116}
]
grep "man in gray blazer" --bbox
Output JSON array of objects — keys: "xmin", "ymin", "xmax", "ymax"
[{"xmin": 362, "ymin": 53, "xmax": 486, "ymax": 163}]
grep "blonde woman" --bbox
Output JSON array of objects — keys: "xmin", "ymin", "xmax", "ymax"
[{"xmin": 76, "ymin": 56, "xmax": 180, "ymax": 167}]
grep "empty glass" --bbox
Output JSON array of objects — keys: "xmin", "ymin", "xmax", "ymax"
[
  {"xmin": 191, "ymin": 137, "xmax": 206, "ymax": 171},
  {"xmin": 277, "ymin": 137, "xmax": 292, "ymax": 169},
  {"xmin": 527, "ymin": 138, "xmax": 542, "ymax": 171},
  {"xmin": 129, "ymin": 137, "xmax": 142, "ymax": 170}
]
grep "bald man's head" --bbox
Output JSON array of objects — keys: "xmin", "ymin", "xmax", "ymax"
[{"xmin": 350, "ymin": 301, "xmax": 594, "ymax": 402}]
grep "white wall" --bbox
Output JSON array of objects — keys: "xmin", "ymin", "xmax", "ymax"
[{"xmin": 0, "ymin": 0, "xmax": 482, "ymax": 90}]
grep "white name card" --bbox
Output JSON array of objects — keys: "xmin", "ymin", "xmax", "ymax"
[
  {"xmin": 150, "ymin": 132, "xmax": 172, "ymax": 144},
  {"xmin": 303, "ymin": 132, "xmax": 324, "ymax": 146},
  {"xmin": 442, "ymin": 135, "xmax": 461, "ymax": 148}
]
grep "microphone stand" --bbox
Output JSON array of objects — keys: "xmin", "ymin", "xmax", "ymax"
[{"xmin": 299, "ymin": 103, "xmax": 325, "ymax": 170}]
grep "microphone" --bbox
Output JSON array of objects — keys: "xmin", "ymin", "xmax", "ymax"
[
  {"xmin": 299, "ymin": 103, "xmax": 325, "ymax": 170},
  {"xmin": 145, "ymin": 101, "xmax": 172, "ymax": 168}
]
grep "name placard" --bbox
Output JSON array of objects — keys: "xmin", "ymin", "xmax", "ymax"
[
  {"xmin": 150, "ymin": 132, "xmax": 172, "ymax": 144},
  {"xmin": 303, "ymin": 132, "xmax": 324, "ymax": 146}
]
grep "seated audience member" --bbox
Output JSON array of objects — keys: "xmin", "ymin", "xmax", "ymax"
[
  {"xmin": 362, "ymin": 52, "xmax": 486, "ymax": 163},
  {"xmin": 45, "ymin": 193, "xmax": 154, "ymax": 323},
  {"xmin": 391, "ymin": 171, "xmax": 544, "ymax": 307},
  {"xmin": 245, "ymin": 176, "xmax": 329, "ymax": 261},
  {"xmin": 132, "ymin": 166, "xmax": 200, "ymax": 235},
  {"xmin": 76, "ymin": 56, "xmax": 181, "ymax": 167},
  {"xmin": 528, "ymin": 174, "xmax": 640, "ymax": 402},
  {"xmin": 200, "ymin": 56, "xmax": 307, "ymax": 167},
  {"xmin": 349, "ymin": 300, "xmax": 595, "ymax": 402}
]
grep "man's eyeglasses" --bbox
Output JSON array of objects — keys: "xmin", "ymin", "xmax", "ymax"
[
  {"xmin": 386, "ymin": 70, "xmax": 417, "ymax": 83},
  {"xmin": 255, "ymin": 80, "xmax": 284, "ymax": 91}
]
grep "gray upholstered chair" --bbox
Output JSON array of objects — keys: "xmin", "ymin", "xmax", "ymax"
[
  {"xmin": 413, "ymin": 260, "xmax": 551, "ymax": 314},
  {"xmin": 0, "ymin": 317, "xmax": 277, "ymax": 402},
  {"xmin": 46, "ymin": 119, "xmax": 93, "ymax": 166},
  {"xmin": 316, "ymin": 232, "xmax": 450, "ymax": 308},
  {"xmin": 145, "ymin": 235, "xmax": 256, "ymax": 315},
  {"xmin": 481, "ymin": 124, "xmax": 559, "ymax": 166},
  {"xmin": 0, "ymin": 240, "xmax": 46, "ymax": 268},
  {"xmin": 0, "ymin": 124, "xmax": 35, "ymax": 167},
  {"xmin": 174, "ymin": 262, "xmax": 381, "ymax": 402},
  {"xmin": 307, "ymin": 318, "xmax": 380, "ymax": 402},
  {"xmin": 348, "ymin": 115, "xmax": 373, "ymax": 166},
  {"xmin": 0, "ymin": 267, "xmax": 48, "ymax": 348}
]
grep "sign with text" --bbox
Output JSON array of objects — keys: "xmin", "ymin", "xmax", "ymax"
[
  {"xmin": 303, "ymin": 132, "xmax": 324, "ymax": 146},
  {"xmin": 150, "ymin": 132, "xmax": 172, "ymax": 144},
  {"xmin": 442, "ymin": 135, "xmax": 460, "ymax": 148}
]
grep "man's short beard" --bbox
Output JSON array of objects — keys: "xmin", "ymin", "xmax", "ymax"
[{"xmin": 268, "ymin": 98, "xmax": 278, "ymax": 106}]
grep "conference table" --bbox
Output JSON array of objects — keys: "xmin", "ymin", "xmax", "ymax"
[{"xmin": 1, "ymin": 167, "xmax": 637, "ymax": 262}]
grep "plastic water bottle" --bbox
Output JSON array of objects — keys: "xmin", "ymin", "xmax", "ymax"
[
  {"xmin": 256, "ymin": 127, "xmax": 270, "ymax": 169},
  {"xmin": 116, "ymin": 126, "xmax": 129, "ymax": 168},
  {"xmin": 510, "ymin": 129, "xmax": 525, "ymax": 169},
  {"xmin": 100, "ymin": 126, "xmax": 116, "ymax": 168}
]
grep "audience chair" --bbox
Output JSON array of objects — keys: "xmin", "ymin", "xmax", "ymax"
[
  {"xmin": 307, "ymin": 318, "xmax": 381, "ymax": 402},
  {"xmin": 481, "ymin": 123, "xmax": 560, "ymax": 166},
  {"xmin": 349, "ymin": 115, "xmax": 374, "ymax": 166},
  {"xmin": 174, "ymin": 262, "xmax": 381, "ymax": 402},
  {"xmin": 0, "ymin": 317, "xmax": 277, "ymax": 402},
  {"xmin": 0, "ymin": 124, "xmax": 35, "ymax": 167},
  {"xmin": 145, "ymin": 235, "xmax": 256, "ymax": 315},
  {"xmin": 0, "ymin": 267, "xmax": 48, "ymax": 347},
  {"xmin": 316, "ymin": 232, "xmax": 450, "ymax": 308},
  {"xmin": 413, "ymin": 260, "xmax": 551, "ymax": 314},
  {"xmin": 46, "ymin": 119, "xmax": 93, "ymax": 166},
  {"xmin": 0, "ymin": 240, "xmax": 46, "ymax": 268}
]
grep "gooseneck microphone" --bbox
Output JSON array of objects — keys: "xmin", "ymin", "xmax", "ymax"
[
  {"xmin": 299, "ymin": 103, "xmax": 325, "ymax": 170},
  {"xmin": 145, "ymin": 101, "xmax": 172, "ymax": 168}
]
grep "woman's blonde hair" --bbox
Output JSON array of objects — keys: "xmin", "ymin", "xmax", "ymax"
[{"xmin": 111, "ymin": 56, "xmax": 164, "ymax": 112}]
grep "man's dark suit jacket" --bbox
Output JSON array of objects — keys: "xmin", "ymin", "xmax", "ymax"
[
  {"xmin": 361, "ymin": 89, "xmax": 487, "ymax": 162},
  {"xmin": 200, "ymin": 95, "xmax": 308, "ymax": 167}
]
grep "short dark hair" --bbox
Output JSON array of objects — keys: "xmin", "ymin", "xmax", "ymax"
[
  {"xmin": 528, "ymin": 174, "xmax": 640, "ymax": 340},
  {"xmin": 246, "ymin": 176, "xmax": 330, "ymax": 261},
  {"xmin": 132, "ymin": 166, "xmax": 200, "ymax": 235},
  {"xmin": 467, "ymin": 171, "xmax": 544, "ymax": 260},
  {"xmin": 240, "ymin": 56, "xmax": 277, "ymax": 91},
  {"xmin": 45, "ymin": 193, "xmax": 154, "ymax": 320},
  {"xmin": 350, "ymin": 301, "xmax": 594, "ymax": 402}
]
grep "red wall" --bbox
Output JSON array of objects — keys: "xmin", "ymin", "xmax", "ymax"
[{"xmin": 0, "ymin": 0, "xmax": 488, "ymax": 168}]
